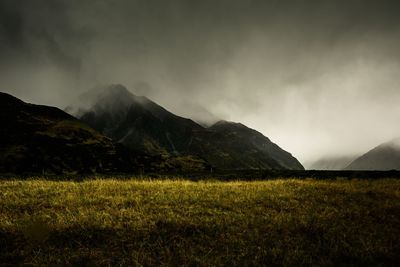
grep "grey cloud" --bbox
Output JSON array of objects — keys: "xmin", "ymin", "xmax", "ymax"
[{"xmin": 1, "ymin": 0, "xmax": 400, "ymax": 163}]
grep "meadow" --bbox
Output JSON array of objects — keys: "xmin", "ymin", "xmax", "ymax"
[{"xmin": 0, "ymin": 178, "xmax": 399, "ymax": 266}]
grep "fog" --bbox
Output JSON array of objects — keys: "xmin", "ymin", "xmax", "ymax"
[{"xmin": 1, "ymin": 0, "xmax": 400, "ymax": 164}]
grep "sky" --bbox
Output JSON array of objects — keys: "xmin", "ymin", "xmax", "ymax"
[{"xmin": 1, "ymin": 0, "xmax": 400, "ymax": 164}]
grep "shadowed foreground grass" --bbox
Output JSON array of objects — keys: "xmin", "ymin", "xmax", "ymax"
[{"xmin": 0, "ymin": 178, "xmax": 399, "ymax": 266}]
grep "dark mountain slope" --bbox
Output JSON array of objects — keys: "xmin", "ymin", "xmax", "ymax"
[
  {"xmin": 186, "ymin": 121, "xmax": 303, "ymax": 170},
  {"xmin": 345, "ymin": 138, "xmax": 400, "ymax": 170},
  {"xmin": 0, "ymin": 92, "xmax": 143, "ymax": 174},
  {"xmin": 76, "ymin": 85, "xmax": 203, "ymax": 156},
  {"xmin": 71, "ymin": 85, "xmax": 304, "ymax": 170}
]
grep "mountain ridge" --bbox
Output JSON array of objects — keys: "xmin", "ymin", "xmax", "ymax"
[
  {"xmin": 345, "ymin": 138, "xmax": 400, "ymax": 170},
  {"xmin": 70, "ymin": 84, "xmax": 304, "ymax": 170}
]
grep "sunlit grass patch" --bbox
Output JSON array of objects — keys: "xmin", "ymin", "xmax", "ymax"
[{"xmin": 0, "ymin": 178, "xmax": 399, "ymax": 266}]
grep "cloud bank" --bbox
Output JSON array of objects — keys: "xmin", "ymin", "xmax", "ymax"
[{"xmin": 1, "ymin": 0, "xmax": 400, "ymax": 163}]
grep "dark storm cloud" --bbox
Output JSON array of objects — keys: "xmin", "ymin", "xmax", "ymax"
[
  {"xmin": 0, "ymin": 0, "xmax": 84, "ymax": 68},
  {"xmin": 1, "ymin": 0, "xmax": 400, "ymax": 163}
]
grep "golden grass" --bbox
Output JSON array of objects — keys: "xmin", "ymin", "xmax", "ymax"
[{"xmin": 0, "ymin": 178, "xmax": 399, "ymax": 266}]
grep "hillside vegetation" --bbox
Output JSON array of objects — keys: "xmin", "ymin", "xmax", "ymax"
[
  {"xmin": 74, "ymin": 85, "xmax": 304, "ymax": 170},
  {"xmin": 0, "ymin": 178, "xmax": 399, "ymax": 266},
  {"xmin": 0, "ymin": 92, "xmax": 143, "ymax": 174}
]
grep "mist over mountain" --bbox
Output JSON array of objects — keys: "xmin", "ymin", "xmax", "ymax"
[
  {"xmin": 69, "ymin": 85, "xmax": 304, "ymax": 170},
  {"xmin": 174, "ymin": 103, "xmax": 220, "ymax": 127},
  {"xmin": 345, "ymin": 138, "xmax": 400, "ymax": 170},
  {"xmin": 67, "ymin": 84, "xmax": 203, "ymax": 154},
  {"xmin": 305, "ymin": 155, "xmax": 358, "ymax": 170}
]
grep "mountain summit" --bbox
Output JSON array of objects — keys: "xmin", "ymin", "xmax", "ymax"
[
  {"xmin": 345, "ymin": 138, "xmax": 400, "ymax": 170},
  {"xmin": 69, "ymin": 85, "xmax": 304, "ymax": 170}
]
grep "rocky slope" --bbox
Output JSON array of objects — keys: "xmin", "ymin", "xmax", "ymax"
[{"xmin": 69, "ymin": 85, "xmax": 304, "ymax": 170}]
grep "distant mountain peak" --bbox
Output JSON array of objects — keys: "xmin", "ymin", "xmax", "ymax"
[
  {"xmin": 346, "ymin": 137, "xmax": 400, "ymax": 170},
  {"xmin": 66, "ymin": 84, "xmax": 151, "ymax": 118},
  {"xmin": 87, "ymin": 84, "xmax": 135, "ymax": 107},
  {"xmin": 91, "ymin": 84, "xmax": 137, "ymax": 101}
]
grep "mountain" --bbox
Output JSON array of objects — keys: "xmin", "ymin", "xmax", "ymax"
[
  {"xmin": 69, "ymin": 84, "xmax": 304, "ymax": 170},
  {"xmin": 188, "ymin": 120, "xmax": 304, "ymax": 170},
  {"xmin": 306, "ymin": 155, "xmax": 358, "ymax": 170},
  {"xmin": 173, "ymin": 102, "xmax": 220, "ymax": 127},
  {"xmin": 0, "ymin": 92, "xmax": 145, "ymax": 174},
  {"xmin": 345, "ymin": 138, "xmax": 400, "ymax": 170},
  {"xmin": 75, "ymin": 85, "xmax": 204, "ymax": 155}
]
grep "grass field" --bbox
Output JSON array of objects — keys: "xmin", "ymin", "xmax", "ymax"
[{"xmin": 0, "ymin": 178, "xmax": 399, "ymax": 266}]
